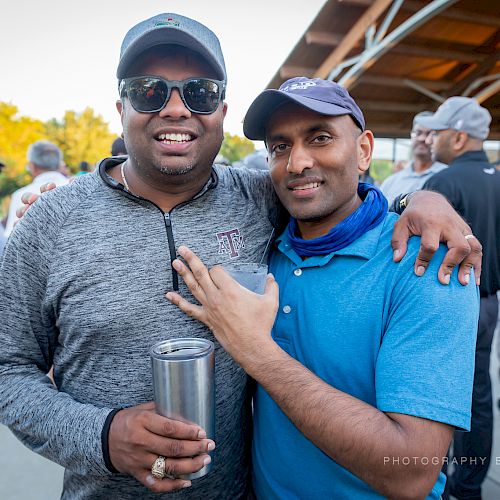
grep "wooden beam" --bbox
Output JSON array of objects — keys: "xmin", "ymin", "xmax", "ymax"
[
  {"xmin": 358, "ymin": 100, "xmax": 431, "ymax": 113},
  {"xmin": 391, "ymin": 44, "xmax": 485, "ymax": 63},
  {"xmin": 360, "ymin": 75, "xmax": 452, "ymax": 91},
  {"xmin": 314, "ymin": 0, "xmax": 394, "ymax": 79},
  {"xmin": 402, "ymin": 1, "xmax": 500, "ymax": 27},
  {"xmin": 445, "ymin": 51, "xmax": 500, "ymax": 96},
  {"xmin": 280, "ymin": 65, "xmax": 316, "ymax": 79},
  {"xmin": 305, "ymin": 30, "xmax": 485, "ymax": 64},
  {"xmin": 305, "ymin": 30, "xmax": 344, "ymax": 46}
]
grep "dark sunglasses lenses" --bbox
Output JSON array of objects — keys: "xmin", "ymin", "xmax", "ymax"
[
  {"xmin": 183, "ymin": 79, "xmax": 222, "ymax": 113},
  {"xmin": 126, "ymin": 78, "xmax": 222, "ymax": 114},
  {"xmin": 128, "ymin": 78, "xmax": 169, "ymax": 112}
]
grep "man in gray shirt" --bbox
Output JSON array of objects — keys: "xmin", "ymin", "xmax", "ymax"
[
  {"xmin": 0, "ymin": 13, "xmax": 482, "ymax": 500},
  {"xmin": 381, "ymin": 112, "xmax": 447, "ymax": 205}
]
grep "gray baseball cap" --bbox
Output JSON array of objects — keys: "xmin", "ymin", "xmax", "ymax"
[
  {"xmin": 117, "ymin": 14, "xmax": 226, "ymax": 82},
  {"xmin": 417, "ymin": 97, "xmax": 491, "ymax": 140}
]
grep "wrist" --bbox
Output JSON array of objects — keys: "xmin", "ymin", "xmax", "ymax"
[
  {"xmin": 102, "ymin": 408, "xmax": 122, "ymax": 473},
  {"xmin": 239, "ymin": 340, "xmax": 286, "ymax": 379}
]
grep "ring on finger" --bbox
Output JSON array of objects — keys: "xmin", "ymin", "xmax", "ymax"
[
  {"xmin": 464, "ymin": 234, "xmax": 475, "ymax": 241},
  {"xmin": 151, "ymin": 455, "xmax": 167, "ymax": 479}
]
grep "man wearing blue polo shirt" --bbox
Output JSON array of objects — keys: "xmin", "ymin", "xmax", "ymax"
[{"xmin": 167, "ymin": 78, "xmax": 479, "ymax": 499}]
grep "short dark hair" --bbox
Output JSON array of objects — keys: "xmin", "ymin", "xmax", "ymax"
[{"xmin": 111, "ymin": 137, "xmax": 127, "ymax": 156}]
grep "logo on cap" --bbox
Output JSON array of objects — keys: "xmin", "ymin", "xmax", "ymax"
[
  {"xmin": 282, "ymin": 81, "xmax": 317, "ymax": 92},
  {"xmin": 154, "ymin": 17, "xmax": 180, "ymax": 27}
]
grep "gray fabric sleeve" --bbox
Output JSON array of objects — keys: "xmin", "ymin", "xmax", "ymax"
[{"xmin": 0, "ymin": 195, "xmax": 114, "ymax": 476}]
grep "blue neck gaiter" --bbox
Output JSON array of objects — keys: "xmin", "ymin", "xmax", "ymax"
[{"xmin": 287, "ymin": 183, "xmax": 388, "ymax": 257}]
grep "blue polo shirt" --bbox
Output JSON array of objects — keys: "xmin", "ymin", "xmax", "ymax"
[{"xmin": 252, "ymin": 213, "xmax": 478, "ymax": 500}]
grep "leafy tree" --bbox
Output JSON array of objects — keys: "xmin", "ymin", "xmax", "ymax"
[
  {"xmin": 370, "ymin": 159, "xmax": 394, "ymax": 183},
  {"xmin": 220, "ymin": 132, "xmax": 255, "ymax": 163},
  {"xmin": 45, "ymin": 107, "xmax": 116, "ymax": 171}
]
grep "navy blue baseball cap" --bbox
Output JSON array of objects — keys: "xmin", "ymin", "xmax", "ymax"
[{"xmin": 243, "ymin": 77, "xmax": 365, "ymax": 140}]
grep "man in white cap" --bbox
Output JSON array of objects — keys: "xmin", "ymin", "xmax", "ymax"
[{"xmin": 420, "ymin": 97, "xmax": 500, "ymax": 500}]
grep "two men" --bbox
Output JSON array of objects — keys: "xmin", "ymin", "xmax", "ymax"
[
  {"xmin": 381, "ymin": 111, "xmax": 447, "ymax": 204},
  {"xmin": 4, "ymin": 140, "xmax": 68, "ymax": 236},
  {"xmin": 0, "ymin": 13, "xmax": 481, "ymax": 499},
  {"xmin": 420, "ymin": 97, "xmax": 499, "ymax": 500},
  {"xmin": 168, "ymin": 78, "xmax": 479, "ymax": 499}
]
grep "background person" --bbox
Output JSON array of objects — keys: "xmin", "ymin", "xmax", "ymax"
[
  {"xmin": 420, "ymin": 97, "xmax": 500, "ymax": 500},
  {"xmin": 111, "ymin": 136, "xmax": 127, "ymax": 156},
  {"xmin": 4, "ymin": 140, "xmax": 68, "ymax": 236},
  {"xmin": 381, "ymin": 111, "xmax": 447, "ymax": 204}
]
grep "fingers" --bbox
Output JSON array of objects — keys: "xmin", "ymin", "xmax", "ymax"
[
  {"xmin": 458, "ymin": 237, "xmax": 482, "ymax": 286},
  {"xmin": 20, "ymin": 192, "xmax": 40, "ymax": 205},
  {"xmin": 412, "ymin": 231, "xmax": 441, "ymax": 277},
  {"xmin": 436, "ymin": 244, "xmax": 470, "ymax": 285},
  {"xmin": 264, "ymin": 274, "xmax": 279, "ymax": 298},
  {"xmin": 390, "ymin": 218, "xmax": 410, "ymax": 262},
  {"xmin": 15, "ymin": 204, "xmax": 29, "ymax": 219},
  {"xmin": 177, "ymin": 246, "xmax": 218, "ymax": 295},
  {"xmin": 165, "ymin": 291, "xmax": 205, "ymax": 322},
  {"xmin": 171, "ymin": 258, "xmax": 207, "ymax": 305},
  {"xmin": 40, "ymin": 182, "xmax": 56, "ymax": 193},
  {"xmin": 145, "ymin": 413, "xmax": 210, "ymax": 442}
]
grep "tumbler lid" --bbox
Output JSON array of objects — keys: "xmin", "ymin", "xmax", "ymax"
[{"xmin": 150, "ymin": 338, "xmax": 214, "ymax": 360}]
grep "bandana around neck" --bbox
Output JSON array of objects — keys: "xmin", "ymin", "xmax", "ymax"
[{"xmin": 286, "ymin": 183, "xmax": 388, "ymax": 257}]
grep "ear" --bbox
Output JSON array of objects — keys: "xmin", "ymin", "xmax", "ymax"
[
  {"xmin": 455, "ymin": 131, "xmax": 468, "ymax": 151},
  {"xmin": 116, "ymin": 99, "xmax": 123, "ymax": 115},
  {"xmin": 221, "ymin": 101, "xmax": 228, "ymax": 119},
  {"xmin": 357, "ymin": 130, "xmax": 374, "ymax": 174}
]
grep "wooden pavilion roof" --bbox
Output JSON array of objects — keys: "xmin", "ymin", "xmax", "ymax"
[{"xmin": 267, "ymin": 0, "xmax": 500, "ymax": 139}]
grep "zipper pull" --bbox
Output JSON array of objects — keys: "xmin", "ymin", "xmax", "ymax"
[{"xmin": 164, "ymin": 212, "xmax": 171, "ymax": 227}]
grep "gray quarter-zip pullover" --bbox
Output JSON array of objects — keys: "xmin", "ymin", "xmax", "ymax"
[{"xmin": 0, "ymin": 158, "xmax": 278, "ymax": 499}]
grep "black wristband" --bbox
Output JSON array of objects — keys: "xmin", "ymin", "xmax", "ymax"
[
  {"xmin": 391, "ymin": 192, "xmax": 414, "ymax": 215},
  {"xmin": 101, "ymin": 408, "xmax": 122, "ymax": 473}
]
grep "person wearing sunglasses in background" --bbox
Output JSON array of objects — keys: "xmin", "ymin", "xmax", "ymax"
[{"xmin": 0, "ymin": 13, "xmax": 482, "ymax": 500}]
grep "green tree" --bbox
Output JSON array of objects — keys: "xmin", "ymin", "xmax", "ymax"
[
  {"xmin": 370, "ymin": 159, "xmax": 393, "ymax": 183},
  {"xmin": 220, "ymin": 132, "xmax": 255, "ymax": 163},
  {"xmin": 45, "ymin": 107, "xmax": 116, "ymax": 171}
]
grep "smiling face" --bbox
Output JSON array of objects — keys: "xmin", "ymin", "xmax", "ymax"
[
  {"xmin": 266, "ymin": 103, "xmax": 373, "ymax": 240},
  {"xmin": 118, "ymin": 46, "xmax": 227, "ymax": 186}
]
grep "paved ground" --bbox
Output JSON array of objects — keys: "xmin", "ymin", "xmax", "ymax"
[{"xmin": 1, "ymin": 302, "xmax": 500, "ymax": 499}]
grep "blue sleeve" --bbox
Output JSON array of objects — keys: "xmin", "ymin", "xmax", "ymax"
[{"xmin": 375, "ymin": 242, "xmax": 479, "ymax": 430}]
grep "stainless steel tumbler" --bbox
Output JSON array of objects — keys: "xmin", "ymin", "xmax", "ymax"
[{"xmin": 150, "ymin": 338, "xmax": 215, "ymax": 480}]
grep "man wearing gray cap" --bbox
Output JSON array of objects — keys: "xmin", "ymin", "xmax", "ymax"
[
  {"xmin": 420, "ymin": 96, "xmax": 500, "ymax": 500},
  {"xmin": 0, "ymin": 13, "xmax": 483, "ymax": 500},
  {"xmin": 380, "ymin": 111, "xmax": 447, "ymax": 205}
]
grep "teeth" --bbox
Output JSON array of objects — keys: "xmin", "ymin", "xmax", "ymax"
[
  {"xmin": 157, "ymin": 133, "xmax": 192, "ymax": 142},
  {"xmin": 293, "ymin": 182, "xmax": 320, "ymax": 190}
]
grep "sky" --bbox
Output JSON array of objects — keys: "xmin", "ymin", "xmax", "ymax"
[
  {"xmin": 1, "ymin": 0, "xmax": 439, "ymax": 161},
  {"xmin": 1, "ymin": 1, "xmax": 326, "ymax": 137}
]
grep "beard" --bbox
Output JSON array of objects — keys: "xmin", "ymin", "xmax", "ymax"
[{"xmin": 159, "ymin": 163, "xmax": 196, "ymax": 176}]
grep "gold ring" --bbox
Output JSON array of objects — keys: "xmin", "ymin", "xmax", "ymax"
[
  {"xmin": 151, "ymin": 455, "xmax": 166, "ymax": 479},
  {"xmin": 464, "ymin": 234, "xmax": 475, "ymax": 240}
]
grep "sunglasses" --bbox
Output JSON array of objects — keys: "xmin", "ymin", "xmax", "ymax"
[{"xmin": 119, "ymin": 76, "xmax": 225, "ymax": 115}]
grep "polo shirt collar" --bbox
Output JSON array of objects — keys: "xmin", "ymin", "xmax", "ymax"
[
  {"xmin": 275, "ymin": 216, "xmax": 387, "ymax": 268},
  {"xmin": 452, "ymin": 150, "xmax": 489, "ymax": 165}
]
